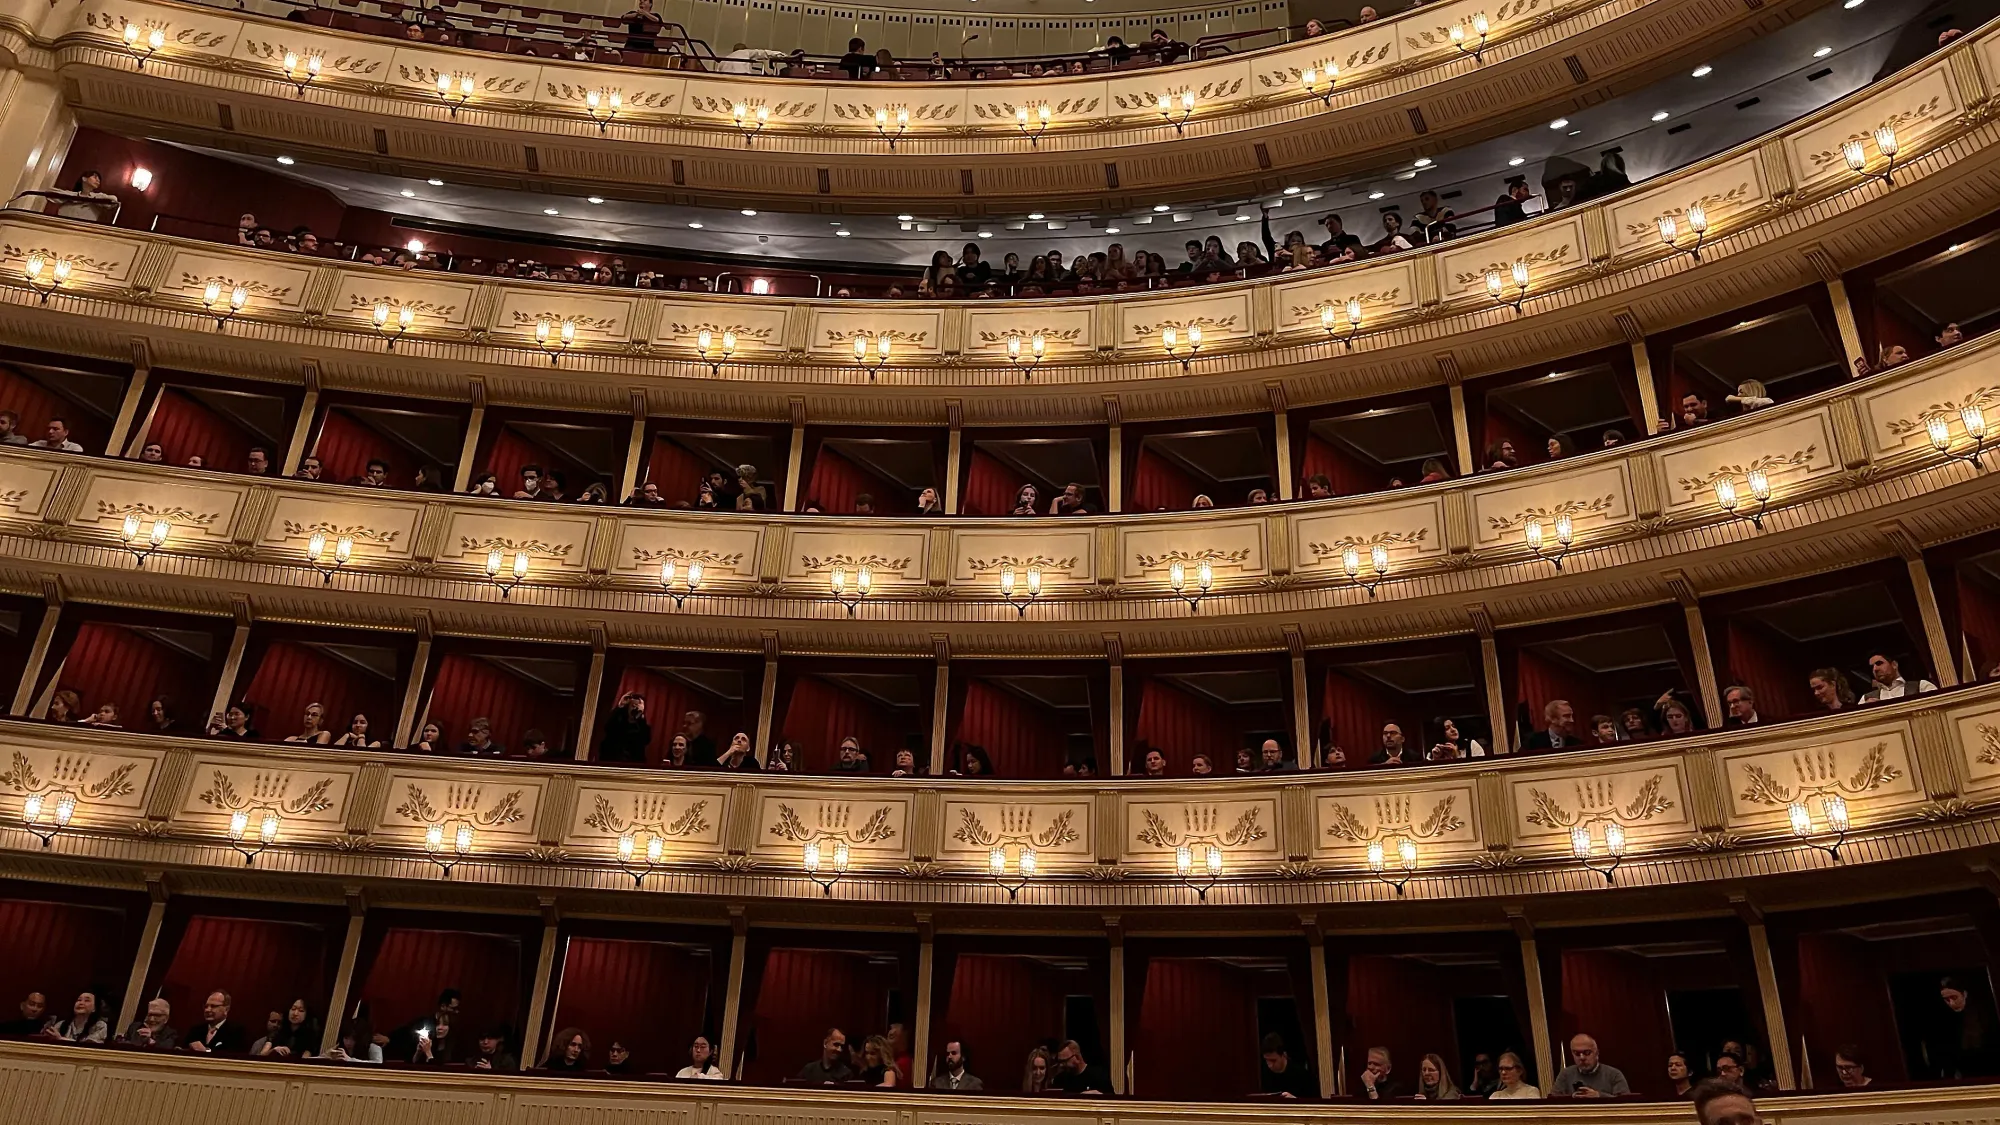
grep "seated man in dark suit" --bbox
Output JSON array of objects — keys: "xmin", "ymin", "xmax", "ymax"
[
  {"xmin": 185, "ymin": 990, "xmax": 249, "ymax": 1054},
  {"xmin": 1523, "ymin": 699, "xmax": 1579, "ymax": 751}
]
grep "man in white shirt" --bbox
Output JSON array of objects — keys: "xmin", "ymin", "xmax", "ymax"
[
  {"xmin": 1859, "ymin": 653, "xmax": 1938, "ymax": 704},
  {"xmin": 27, "ymin": 417, "xmax": 83, "ymax": 452},
  {"xmin": 716, "ymin": 43, "xmax": 800, "ymax": 74}
]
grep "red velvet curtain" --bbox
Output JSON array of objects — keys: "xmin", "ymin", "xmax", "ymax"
[
  {"xmin": 238, "ymin": 640, "xmax": 398, "ymax": 743},
  {"xmin": 1133, "ymin": 678, "xmax": 1240, "ymax": 774},
  {"xmin": 609, "ymin": 666, "xmax": 745, "ymax": 764},
  {"xmin": 952, "ymin": 679, "xmax": 1068, "ymax": 778},
  {"xmin": 1957, "ymin": 574, "xmax": 2000, "ymax": 680},
  {"xmin": 0, "ymin": 365, "xmax": 102, "ymax": 452},
  {"xmin": 962, "ymin": 449, "xmax": 1023, "ymax": 516},
  {"xmin": 1343, "ymin": 955, "xmax": 1462, "ymax": 1083},
  {"xmin": 481, "ymin": 425, "xmax": 561, "ymax": 494},
  {"xmin": 1556, "ymin": 949, "xmax": 1674, "ymax": 1084},
  {"xmin": 0, "ymin": 899, "xmax": 134, "ymax": 1016},
  {"xmin": 155, "ymin": 916, "xmax": 330, "ymax": 1034},
  {"xmin": 1128, "ymin": 446, "xmax": 1205, "ymax": 512},
  {"xmin": 1133, "ymin": 959, "xmax": 1259, "ymax": 1099},
  {"xmin": 1301, "ymin": 434, "xmax": 1382, "ymax": 498},
  {"xmin": 1721, "ymin": 621, "xmax": 1811, "ymax": 720},
  {"xmin": 549, "ymin": 937, "xmax": 712, "ymax": 1073},
  {"xmin": 937, "ymin": 954, "xmax": 1072, "ymax": 1091},
  {"xmin": 54, "ymin": 622, "xmax": 214, "ymax": 727},
  {"xmin": 746, "ymin": 949, "xmax": 901, "ymax": 1082},
  {"xmin": 357, "ymin": 928, "xmax": 523, "ymax": 1045},
  {"xmin": 780, "ymin": 675, "xmax": 916, "ymax": 774},
  {"xmin": 145, "ymin": 387, "xmax": 255, "ymax": 472},
  {"xmin": 1794, "ymin": 932, "xmax": 1906, "ymax": 1084},
  {"xmin": 1515, "ymin": 649, "xmax": 1616, "ymax": 732},
  {"xmin": 312, "ymin": 408, "xmax": 408, "ymax": 487},
  {"xmin": 425, "ymin": 652, "xmax": 578, "ymax": 753},
  {"xmin": 643, "ymin": 437, "xmax": 711, "ymax": 506},
  {"xmin": 1319, "ymin": 669, "xmax": 1405, "ymax": 766},
  {"xmin": 804, "ymin": 446, "xmax": 907, "ymax": 515}
]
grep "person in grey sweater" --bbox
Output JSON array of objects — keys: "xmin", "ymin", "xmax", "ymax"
[{"xmin": 1553, "ymin": 1033, "xmax": 1632, "ymax": 1097}]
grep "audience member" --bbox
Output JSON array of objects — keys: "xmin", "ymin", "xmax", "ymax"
[
  {"xmin": 459, "ymin": 718, "xmax": 504, "ymax": 756},
  {"xmin": 331, "ymin": 712, "xmax": 380, "ymax": 748},
  {"xmin": 1723, "ymin": 685, "xmax": 1763, "ymax": 727},
  {"xmin": 284, "ymin": 702, "xmax": 335, "ymax": 744},
  {"xmin": 532, "ymin": 1027, "xmax": 583, "ymax": 1070},
  {"xmin": 0, "ymin": 411, "xmax": 25, "ymax": 445},
  {"xmin": 261, "ymin": 999, "xmax": 318, "ymax": 1057},
  {"xmin": 186, "ymin": 990, "xmax": 248, "ymax": 1053},
  {"xmin": 1715, "ymin": 1051, "xmax": 1745, "ymax": 1083},
  {"xmin": 470, "ymin": 1027, "xmax": 518, "ymax": 1071},
  {"xmin": 799, "ymin": 1027, "xmax": 855, "ymax": 1083},
  {"xmin": 717, "ymin": 731, "xmax": 758, "ymax": 770},
  {"xmin": 1666, "ymin": 1052, "xmax": 1693, "ymax": 1098},
  {"xmin": 44, "ymin": 991, "xmax": 109, "ymax": 1043},
  {"xmin": 678, "ymin": 1034, "xmax": 725, "ymax": 1079},
  {"xmin": 119, "ymin": 998, "xmax": 179, "ymax": 1049},
  {"xmin": 1693, "ymin": 1078, "xmax": 1762, "ymax": 1125},
  {"xmin": 603, "ymin": 1040, "xmax": 635, "ymax": 1074},
  {"xmin": 1416, "ymin": 1052, "xmax": 1461, "ymax": 1099},
  {"xmin": 1524, "ymin": 699, "xmax": 1579, "ymax": 750},
  {"xmin": 953, "ymin": 744, "xmax": 994, "ymax": 777},
  {"xmin": 1726, "ymin": 380, "xmax": 1773, "ymax": 413},
  {"xmin": 388, "ymin": 990, "xmax": 461, "ymax": 1063},
  {"xmin": 79, "ymin": 702, "xmax": 121, "ymax": 728},
  {"xmin": 681, "ymin": 711, "xmax": 717, "ymax": 766},
  {"xmin": 1052, "ymin": 1039, "xmax": 1113, "ymax": 1095},
  {"xmin": 207, "ymin": 704, "xmax": 259, "ymax": 740},
  {"xmin": 1022, "ymin": 1045, "xmax": 1053, "ymax": 1092},
  {"xmin": 1860, "ymin": 653, "xmax": 1937, "ymax": 702},
  {"xmin": 861, "ymin": 1034, "xmax": 900, "ymax": 1086},
  {"xmin": 0, "ymin": 992, "xmax": 47, "ymax": 1035},
  {"xmin": 294, "ymin": 456, "xmax": 322, "ymax": 480},
  {"xmin": 1466, "ymin": 1052, "xmax": 1499, "ymax": 1096},
  {"xmin": 1489, "ymin": 1051, "xmax": 1541, "ymax": 1099},
  {"xmin": 29, "ymin": 418, "xmax": 83, "ymax": 452},
  {"xmin": 599, "ymin": 692, "xmax": 652, "ymax": 763},
  {"xmin": 1935, "ymin": 976, "xmax": 1993, "ymax": 1077},
  {"xmin": 1370, "ymin": 723, "xmax": 1415, "ymax": 766},
  {"xmin": 1257, "ymin": 738, "xmax": 1293, "ymax": 773},
  {"xmin": 931, "ymin": 1039, "xmax": 982, "ymax": 1090},
  {"xmin": 1833, "ymin": 1044, "xmax": 1870, "ymax": 1088},
  {"xmin": 1358, "ymin": 1045, "xmax": 1403, "ymax": 1099},
  {"xmin": 1190, "ymin": 752, "xmax": 1215, "ymax": 775},
  {"xmin": 247, "ymin": 1009, "xmax": 285, "ymax": 1055},
  {"xmin": 1260, "ymin": 1033, "xmax": 1314, "ymax": 1097},
  {"xmin": 1553, "ymin": 1032, "xmax": 1630, "ymax": 1096},
  {"xmin": 414, "ymin": 722, "xmax": 444, "ymax": 753},
  {"xmin": 1807, "ymin": 668, "xmax": 1855, "ymax": 713}
]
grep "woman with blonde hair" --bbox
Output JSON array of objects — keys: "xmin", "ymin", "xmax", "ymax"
[
  {"xmin": 1022, "ymin": 1045, "xmax": 1053, "ymax": 1092},
  {"xmin": 860, "ymin": 1034, "xmax": 900, "ymax": 1086},
  {"xmin": 1416, "ymin": 1052, "xmax": 1462, "ymax": 1099}
]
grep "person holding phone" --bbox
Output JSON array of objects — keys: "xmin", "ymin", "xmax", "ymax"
[{"xmin": 388, "ymin": 989, "xmax": 461, "ymax": 1062}]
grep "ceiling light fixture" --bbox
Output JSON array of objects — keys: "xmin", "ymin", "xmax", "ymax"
[
  {"xmin": 400, "ymin": 189, "xmax": 416, "ymax": 198},
  {"xmin": 588, "ymin": 196, "xmax": 605, "ymax": 204},
  {"xmin": 1842, "ymin": 0, "xmax": 1863, "ymax": 8},
  {"xmin": 1283, "ymin": 186, "xmax": 1301, "ymax": 195},
  {"xmin": 543, "ymin": 207, "xmax": 559, "ymax": 215},
  {"xmin": 1105, "ymin": 227, "xmax": 1120, "ymax": 234},
  {"xmin": 1691, "ymin": 64, "xmax": 1713, "ymax": 77},
  {"xmin": 428, "ymin": 178, "xmax": 444, "ymax": 186},
  {"xmin": 1412, "ymin": 157, "xmax": 1432, "ymax": 168},
  {"xmin": 276, "ymin": 156, "xmax": 295, "ymax": 165},
  {"xmin": 836, "ymin": 229, "xmax": 851, "ymax": 237},
  {"xmin": 1651, "ymin": 110, "xmax": 1670, "ymax": 122},
  {"xmin": 741, "ymin": 209, "xmax": 758, "ymax": 217},
  {"xmin": 1814, "ymin": 46, "xmax": 1833, "ymax": 58},
  {"xmin": 1367, "ymin": 191, "xmax": 1385, "ymax": 200},
  {"xmin": 1548, "ymin": 117, "xmax": 1568, "ymax": 129},
  {"xmin": 688, "ymin": 222, "xmax": 703, "ymax": 229},
  {"xmin": 1028, "ymin": 212, "xmax": 1045, "ymax": 220},
  {"xmin": 897, "ymin": 213, "xmax": 914, "ymax": 221},
  {"xmin": 1508, "ymin": 157, "xmax": 1525, "ymax": 167}
]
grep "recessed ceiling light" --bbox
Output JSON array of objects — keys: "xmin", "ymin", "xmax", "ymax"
[
  {"xmin": 977, "ymin": 231, "xmax": 992, "ymax": 238},
  {"xmin": 1692, "ymin": 64, "xmax": 1713, "ymax": 77},
  {"xmin": 836, "ymin": 230, "xmax": 851, "ymax": 237},
  {"xmin": 1028, "ymin": 212, "xmax": 1045, "ymax": 220},
  {"xmin": 428, "ymin": 178, "xmax": 444, "ymax": 186},
  {"xmin": 741, "ymin": 209, "xmax": 757, "ymax": 216},
  {"xmin": 1842, "ymin": 0, "xmax": 1862, "ymax": 7},
  {"xmin": 688, "ymin": 222, "xmax": 703, "ymax": 229},
  {"xmin": 1283, "ymin": 186, "xmax": 1301, "ymax": 195},
  {"xmin": 1813, "ymin": 46, "xmax": 1833, "ymax": 58},
  {"xmin": 275, "ymin": 155, "xmax": 295, "ymax": 166},
  {"xmin": 543, "ymin": 208, "xmax": 559, "ymax": 215},
  {"xmin": 587, "ymin": 196, "xmax": 604, "ymax": 204},
  {"xmin": 1235, "ymin": 214, "xmax": 1251, "ymax": 221},
  {"xmin": 897, "ymin": 213, "xmax": 913, "ymax": 221},
  {"xmin": 1568, "ymin": 130, "xmax": 1582, "ymax": 137},
  {"xmin": 1651, "ymin": 110, "xmax": 1670, "ymax": 122},
  {"xmin": 1153, "ymin": 204, "xmax": 1171, "ymax": 212},
  {"xmin": 1508, "ymin": 157, "xmax": 1525, "ymax": 167},
  {"xmin": 1367, "ymin": 191, "xmax": 1385, "ymax": 200},
  {"xmin": 1549, "ymin": 117, "xmax": 1568, "ymax": 129},
  {"xmin": 1412, "ymin": 157, "xmax": 1432, "ymax": 168},
  {"xmin": 400, "ymin": 189, "xmax": 415, "ymax": 197},
  {"xmin": 1105, "ymin": 226, "xmax": 1120, "ymax": 234}
]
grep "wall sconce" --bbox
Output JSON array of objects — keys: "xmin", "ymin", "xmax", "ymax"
[
  {"xmin": 436, "ymin": 72, "xmax": 475, "ymax": 116},
  {"xmin": 1342, "ymin": 545, "xmax": 1389, "ymax": 597},
  {"xmin": 1161, "ymin": 323, "xmax": 1201, "ymax": 371},
  {"xmin": 485, "ymin": 549, "xmax": 529, "ymax": 597},
  {"xmin": 1016, "ymin": 104, "xmax": 1052, "ymax": 145},
  {"xmin": 875, "ymin": 106, "xmax": 910, "ymax": 148},
  {"xmin": 1523, "ymin": 514, "xmax": 1573, "ymax": 571},
  {"xmin": 1486, "ymin": 260, "xmax": 1530, "ymax": 313},
  {"xmin": 1658, "ymin": 205, "xmax": 1709, "ymax": 262},
  {"xmin": 1366, "ymin": 836, "xmax": 1419, "ymax": 895},
  {"xmin": 1006, "ymin": 333, "xmax": 1046, "ymax": 379},
  {"xmin": 1157, "ymin": 91, "xmax": 1196, "ymax": 134},
  {"xmin": 122, "ymin": 22, "xmax": 166, "ymax": 69},
  {"xmin": 1300, "ymin": 64, "xmax": 1338, "ymax": 106},
  {"xmin": 803, "ymin": 837, "xmax": 850, "ymax": 894},
  {"xmin": 1841, "ymin": 126, "xmax": 1898, "ymax": 186},
  {"xmin": 695, "ymin": 328, "xmax": 736, "ymax": 376},
  {"xmin": 201, "ymin": 282, "xmax": 247, "ymax": 331},
  {"xmin": 119, "ymin": 515, "xmax": 170, "ymax": 567},
  {"xmin": 281, "ymin": 50, "xmax": 322, "ymax": 96},
  {"xmin": 732, "ymin": 102, "xmax": 770, "ymax": 144},
  {"xmin": 853, "ymin": 334, "xmax": 891, "ymax": 379},
  {"xmin": 129, "ymin": 167, "xmax": 154, "ymax": 192},
  {"xmin": 1714, "ymin": 469, "xmax": 1771, "ymax": 529},
  {"xmin": 1174, "ymin": 841, "xmax": 1223, "ymax": 900},
  {"xmin": 1788, "ymin": 793, "xmax": 1848, "ymax": 860},
  {"xmin": 20, "ymin": 790, "xmax": 76, "ymax": 847},
  {"xmin": 424, "ymin": 819, "xmax": 475, "ymax": 877},
  {"xmin": 830, "ymin": 565, "xmax": 872, "ymax": 614},
  {"xmin": 1569, "ymin": 821, "xmax": 1626, "ymax": 883},
  {"xmin": 999, "ymin": 564, "xmax": 1042, "ymax": 616},
  {"xmin": 616, "ymin": 831, "xmax": 666, "ymax": 886},
  {"xmin": 1167, "ymin": 559, "xmax": 1213, "ymax": 612},
  {"xmin": 305, "ymin": 532, "xmax": 353, "ymax": 582},
  {"xmin": 585, "ymin": 89, "xmax": 621, "ymax": 132},
  {"xmin": 534, "ymin": 317, "xmax": 576, "ymax": 366},
  {"xmin": 227, "ymin": 808, "xmax": 281, "ymax": 865},
  {"xmin": 1927, "ymin": 406, "xmax": 1989, "ymax": 469},
  {"xmin": 1320, "ymin": 299, "xmax": 1362, "ymax": 349},
  {"xmin": 658, "ymin": 559, "xmax": 703, "ymax": 608},
  {"xmin": 989, "ymin": 843, "xmax": 1037, "ymax": 900},
  {"xmin": 24, "ymin": 256, "xmax": 71, "ymax": 304},
  {"xmin": 372, "ymin": 302, "xmax": 415, "ymax": 349},
  {"xmin": 1449, "ymin": 13, "xmax": 1491, "ymax": 60}
]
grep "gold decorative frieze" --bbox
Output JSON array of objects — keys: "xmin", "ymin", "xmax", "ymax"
[
  {"xmin": 1858, "ymin": 349, "xmax": 2000, "ymax": 456},
  {"xmin": 786, "ymin": 529, "xmax": 927, "ymax": 583},
  {"xmin": 377, "ymin": 772, "xmax": 542, "ymax": 842},
  {"xmin": 0, "ymin": 459, "xmax": 59, "ymax": 520},
  {"xmin": 1790, "ymin": 64, "xmax": 1956, "ymax": 184},
  {"xmin": 1523, "ymin": 774, "xmax": 1674, "ymax": 829},
  {"xmin": 181, "ymin": 759, "xmax": 351, "ymax": 831},
  {"xmin": 1315, "ymin": 786, "xmax": 1481, "ymax": 859},
  {"xmin": 1122, "ymin": 798, "xmax": 1280, "ymax": 864},
  {"xmin": 1508, "ymin": 764, "xmax": 1690, "ymax": 844},
  {"xmin": 0, "ymin": 743, "xmax": 156, "ymax": 821},
  {"xmin": 1439, "ymin": 217, "xmax": 1586, "ymax": 298},
  {"xmin": 1608, "ymin": 151, "xmax": 1768, "ymax": 254},
  {"xmin": 612, "ymin": 521, "xmax": 760, "ymax": 580},
  {"xmin": 569, "ymin": 788, "xmax": 725, "ymax": 849},
  {"xmin": 1715, "ymin": 730, "xmax": 1921, "ymax": 825},
  {"xmin": 72, "ymin": 473, "xmax": 244, "ymax": 541},
  {"xmin": 754, "ymin": 795, "xmax": 910, "ymax": 857},
  {"xmin": 941, "ymin": 802, "xmax": 1090, "ymax": 858},
  {"xmin": 1656, "ymin": 411, "xmax": 1838, "ymax": 512},
  {"xmin": 1468, "ymin": 462, "xmax": 1632, "ymax": 549},
  {"xmin": 439, "ymin": 511, "xmax": 592, "ymax": 570}
]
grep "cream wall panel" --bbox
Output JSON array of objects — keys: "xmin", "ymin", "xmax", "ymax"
[
  {"xmin": 1102, "ymin": 57, "xmax": 1252, "ymax": 121},
  {"xmin": 1116, "ymin": 288, "xmax": 1253, "ymax": 349},
  {"xmin": 326, "ymin": 274, "xmax": 480, "ymax": 334},
  {"xmin": 823, "ymin": 86, "xmax": 970, "ymax": 130},
  {"xmin": 0, "ymin": 739, "xmax": 158, "ymax": 824},
  {"xmin": 1854, "ymin": 348, "xmax": 2000, "ymax": 458},
  {"xmin": 712, "ymin": 1104, "xmax": 896, "ymax": 1125},
  {"xmin": 750, "ymin": 791, "xmax": 913, "ymax": 858},
  {"xmin": 950, "ymin": 526, "xmax": 1095, "ymax": 583},
  {"xmin": 1653, "ymin": 409, "xmax": 1838, "ymax": 514},
  {"xmin": 1271, "ymin": 258, "xmax": 1421, "ymax": 334},
  {"xmin": 1713, "ymin": 727, "xmax": 1923, "ymax": 827},
  {"xmin": 373, "ymin": 769, "xmax": 544, "ymax": 845},
  {"xmin": 68, "ymin": 469, "xmax": 246, "ymax": 544},
  {"xmin": 437, "ymin": 507, "xmax": 597, "ymax": 571},
  {"xmin": 515, "ymin": 1095, "xmax": 693, "ymax": 1125},
  {"xmin": 92, "ymin": 1067, "xmax": 288, "ymax": 1124},
  {"xmin": 0, "ymin": 1056, "xmax": 73, "ymax": 1125},
  {"xmin": 1788, "ymin": 64, "xmax": 1960, "ymax": 190},
  {"xmin": 937, "ymin": 797, "xmax": 1094, "ymax": 860},
  {"xmin": 963, "ymin": 304, "xmax": 1095, "ymax": 356},
  {"xmin": 74, "ymin": 4, "xmax": 246, "ymax": 61},
  {"xmin": 230, "ymin": 21, "xmax": 394, "ymax": 83},
  {"xmin": 650, "ymin": 299, "xmax": 791, "ymax": 353},
  {"xmin": 297, "ymin": 1081, "xmax": 496, "ymax": 1125},
  {"xmin": 610, "ymin": 519, "xmax": 763, "ymax": 579},
  {"xmin": 1117, "ymin": 516, "xmax": 1266, "ymax": 582},
  {"xmin": 177, "ymin": 754, "xmax": 357, "ymax": 836},
  {"xmin": 380, "ymin": 47, "xmax": 543, "ymax": 102},
  {"xmin": 564, "ymin": 783, "xmax": 731, "ymax": 849},
  {"xmin": 490, "ymin": 288, "xmax": 637, "ymax": 345},
  {"xmin": 1607, "ymin": 151, "xmax": 1769, "ymax": 256},
  {"xmin": 1953, "ymin": 702, "xmax": 2000, "ymax": 795},
  {"xmin": 678, "ymin": 80, "xmax": 827, "ymax": 129},
  {"xmin": 1507, "ymin": 762, "xmax": 1691, "ymax": 849},
  {"xmin": 808, "ymin": 307, "xmax": 945, "ymax": 357},
  {"xmin": 1313, "ymin": 781, "xmax": 1483, "ymax": 859},
  {"xmin": 1289, "ymin": 494, "xmax": 1446, "ymax": 573},
  {"xmin": 1437, "ymin": 216, "xmax": 1587, "ymax": 301},
  {"xmin": 0, "ymin": 219, "xmax": 143, "ymax": 286},
  {"xmin": 1120, "ymin": 795, "xmax": 1281, "ymax": 866},
  {"xmin": 159, "ymin": 247, "xmax": 315, "ymax": 312},
  {"xmin": 962, "ymin": 82, "xmax": 1111, "ymax": 131},
  {"xmin": 785, "ymin": 526, "xmax": 929, "ymax": 582},
  {"xmin": 537, "ymin": 69, "xmax": 687, "ymax": 120},
  {"xmin": 0, "ymin": 456, "xmax": 59, "ymax": 520},
  {"xmin": 1466, "ymin": 460, "xmax": 1632, "ymax": 550},
  {"xmin": 261, "ymin": 493, "xmax": 426, "ymax": 560},
  {"xmin": 1402, "ymin": 0, "xmax": 1582, "ymax": 57}
]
